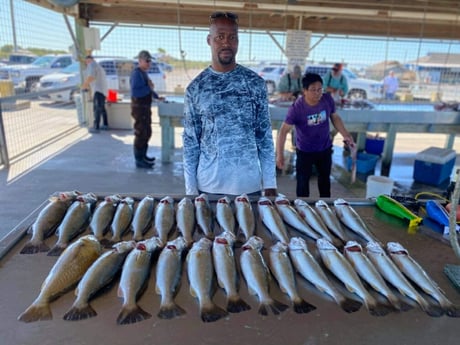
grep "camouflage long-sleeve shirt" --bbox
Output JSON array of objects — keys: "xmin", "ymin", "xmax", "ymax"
[{"xmin": 182, "ymin": 64, "xmax": 277, "ymax": 196}]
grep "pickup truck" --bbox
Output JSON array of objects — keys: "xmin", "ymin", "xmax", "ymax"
[
  {"xmin": 305, "ymin": 65, "xmax": 383, "ymax": 100},
  {"xmin": 0, "ymin": 54, "xmax": 74, "ymax": 93}
]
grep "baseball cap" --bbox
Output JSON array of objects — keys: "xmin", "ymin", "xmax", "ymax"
[{"xmin": 137, "ymin": 50, "xmax": 152, "ymax": 60}]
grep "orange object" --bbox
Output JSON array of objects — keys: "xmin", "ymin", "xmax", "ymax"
[
  {"xmin": 445, "ymin": 203, "xmax": 460, "ymax": 222},
  {"xmin": 107, "ymin": 89, "xmax": 117, "ymax": 102}
]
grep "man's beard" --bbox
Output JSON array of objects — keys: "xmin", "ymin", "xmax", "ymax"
[{"xmin": 217, "ymin": 49, "xmax": 235, "ymax": 65}]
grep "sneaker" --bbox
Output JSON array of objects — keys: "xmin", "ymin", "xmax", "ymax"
[
  {"xmin": 88, "ymin": 128, "xmax": 100, "ymax": 133},
  {"xmin": 100, "ymin": 125, "xmax": 109, "ymax": 130}
]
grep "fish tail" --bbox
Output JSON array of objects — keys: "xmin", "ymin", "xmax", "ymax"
[
  {"xmin": 338, "ymin": 297, "xmax": 363, "ymax": 313},
  {"xmin": 292, "ymin": 297, "xmax": 317, "ymax": 314},
  {"xmin": 368, "ymin": 302, "xmax": 392, "ymax": 317},
  {"xmin": 258, "ymin": 299, "xmax": 289, "ymax": 316},
  {"xmin": 47, "ymin": 244, "xmax": 67, "ymax": 256},
  {"xmin": 18, "ymin": 303, "xmax": 52, "ymax": 323},
  {"xmin": 116, "ymin": 304, "xmax": 152, "ymax": 325},
  {"xmin": 420, "ymin": 301, "xmax": 445, "ymax": 317},
  {"xmin": 226, "ymin": 296, "xmax": 252, "ymax": 313},
  {"xmin": 20, "ymin": 241, "xmax": 50, "ymax": 254},
  {"xmin": 200, "ymin": 303, "xmax": 228, "ymax": 323},
  {"xmin": 445, "ymin": 305, "xmax": 460, "ymax": 318},
  {"xmin": 157, "ymin": 302, "xmax": 187, "ymax": 320},
  {"xmin": 63, "ymin": 303, "xmax": 97, "ymax": 321},
  {"xmin": 399, "ymin": 301, "xmax": 414, "ymax": 312}
]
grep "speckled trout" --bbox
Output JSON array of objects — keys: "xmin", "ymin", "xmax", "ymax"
[
  {"xmin": 18, "ymin": 235, "xmax": 102, "ymax": 323},
  {"xmin": 116, "ymin": 237, "xmax": 163, "ymax": 325},
  {"xmin": 176, "ymin": 197, "xmax": 195, "ymax": 247},
  {"xmin": 212, "ymin": 231, "xmax": 251, "ymax": 313},
  {"xmin": 274, "ymin": 195, "xmax": 321, "ymax": 241},
  {"xmin": 315, "ymin": 200, "xmax": 350, "ymax": 242},
  {"xmin": 155, "ymin": 236, "xmax": 188, "ymax": 319},
  {"xmin": 288, "ymin": 237, "xmax": 362, "ymax": 313},
  {"xmin": 240, "ymin": 236, "xmax": 288, "ymax": 316},
  {"xmin": 366, "ymin": 241, "xmax": 444, "ymax": 317},
  {"xmin": 89, "ymin": 194, "xmax": 121, "ymax": 241},
  {"xmin": 186, "ymin": 238, "xmax": 228, "ymax": 322},
  {"xmin": 333, "ymin": 199, "xmax": 379, "ymax": 243},
  {"xmin": 104, "ymin": 197, "xmax": 135, "ymax": 247},
  {"xmin": 216, "ymin": 196, "xmax": 236, "ymax": 234},
  {"xmin": 234, "ymin": 193, "xmax": 255, "ymax": 241},
  {"xmin": 317, "ymin": 238, "xmax": 391, "ymax": 316},
  {"xmin": 387, "ymin": 242, "xmax": 460, "ymax": 317},
  {"xmin": 48, "ymin": 193, "xmax": 98, "ymax": 256},
  {"xmin": 63, "ymin": 240, "xmax": 135, "ymax": 321},
  {"xmin": 294, "ymin": 199, "xmax": 340, "ymax": 246},
  {"xmin": 194, "ymin": 193, "xmax": 214, "ymax": 239},
  {"xmin": 20, "ymin": 191, "xmax": 81, "ymax": 254},
  {"xmin": 131, "ymin": 195, "xmax": 155, "ymax": 242},
  {"xmin": 154, "ymin": 196, "xmax": 175, "ymax": 245},
  {"xmin": 257, "ymin": 196, "xmax": 289, "ymax": 244},
  {"xmin": 268, "ymin": 242, "xmax": 316, "ymax": 314},
  {"xmin": 344, "ymin": 241, "xmax": 404, "ymax": 311}
]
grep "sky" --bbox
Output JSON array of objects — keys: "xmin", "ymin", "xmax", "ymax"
[{"xmin": 1, "ymin": 0, "xmax": 460, "ymax": 67}]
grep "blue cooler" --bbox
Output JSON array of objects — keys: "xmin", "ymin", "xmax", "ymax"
[{"xmin": 413, "ymin": 147, "xmax": 457, "ymax": 186}]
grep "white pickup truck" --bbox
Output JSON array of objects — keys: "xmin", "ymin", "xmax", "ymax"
[
  {"xmin": 0, "ymin": 54, "xmax": 74, "ymax": 93},
  {"xmin": 305, "ymin": 65, "xmax": 383, "ymax": 100}
]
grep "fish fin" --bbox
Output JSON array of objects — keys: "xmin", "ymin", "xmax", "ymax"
[
  {"xmin": 20, "ymin": 241, "xmax": 50, "ymax": 254},
  {"xmin": 399, "ymin": 301, "xmax": 414, "ymax": 312},
  {"xmin": 368, "ymin": 303, "xmax": 392, "ymax": 317},
  {"xmin": 226, "ymin": 296, "xmax": 252, "ymax": 313},
  {"xmin": 292, "ymin": 297, "xmax": 317, "ymax": 314},
  {"xmin": 63, "ymin": 303, "xmax": 97, "ymax": 321},
  {"xmin": 200, "ymin": 303, "xmax": 228, "ymax": 323},
  {"xmin": 422, "ymin": 304, "xmax": 445, "ymax": 317},
  {"xmin": 257, "ymin": 299, "xmax": 289, "ymax": 316},
  {"xmin": 18, "ymin": 303, "xmax": 52, "ymax": 323},
  {"xmin": 445, "ymin": 305, "xmax": 460, "ymax": 318},
  {"xmin": 116, "ymin": 305, "xmax": 152, "ymax": 325},
  {"xmin": 157, "ymin": 302, "xmax": 186, "ymax": 319},
  {"xmin": 47, "ymin": 244, "xmax": 67, "ymax": 257},
  {"xmin": 339, "ymin": 298, "xmax": 362, "ymax": 313}
]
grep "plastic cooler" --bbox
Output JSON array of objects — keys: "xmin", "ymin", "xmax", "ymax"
[
  {"xmin": 347, "ymin": 153, "xmax": 379, "ymax": 174},
  {"xmin": 413, "ymin": 147, "xmax": 457, "ymax": 186}
]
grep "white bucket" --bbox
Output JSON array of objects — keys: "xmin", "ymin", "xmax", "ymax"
[{"xmin": 366, "ymin": 175, "xmax": 394, "ymax": 199}]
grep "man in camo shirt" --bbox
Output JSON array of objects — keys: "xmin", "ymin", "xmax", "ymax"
[{"xmin": 182, "ymin": 12, "xmax": 277, "ymax": 196}]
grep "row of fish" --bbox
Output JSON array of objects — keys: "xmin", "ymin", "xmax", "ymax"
[
  {"xmin": 20, "ymin": 191, "xmax": 379, "ymax": 257},
  {"xmin": 18, "ymin": 230, "xmax": 460, "ymax": 325}
]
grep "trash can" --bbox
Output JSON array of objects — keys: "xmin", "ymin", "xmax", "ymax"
[{"xmin": 74, "ymin": 94, "xmax": 86, "ymax": 125}]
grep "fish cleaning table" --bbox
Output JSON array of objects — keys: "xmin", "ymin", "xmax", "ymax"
[{"xmin": 1, "ymin": 194, "xmax": 460, "ymax": 345}]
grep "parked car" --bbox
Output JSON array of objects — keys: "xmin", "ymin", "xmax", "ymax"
[
  {"xmin": 7, "ymin": 52, "xmax": 37, "ymax": 65},
  {"xmin": 305, "ymin": 64, "xmax": 383, "ymax": 100},
  {"xmin": 37, "ymin": 57, "xmax": 167, "ymax": 103},
  {"xmin": 37, "ymin": 62, "xmax": 81, "ymax": 102},
  {"xmin": 133, "ymin": 60, "xmax": 167, "ymax": 92},
  {"xmin": 258, "ymin": 64, "xmax": 286, "ymax": 95},
  {"xmin": 0, "ymin": 54, "xmax": 74, "ymax": 93}
]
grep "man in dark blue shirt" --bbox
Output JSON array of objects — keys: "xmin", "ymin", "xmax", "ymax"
[{"xmin": 130, "ymin": 50, "xmax": 156, "ymax": 168}]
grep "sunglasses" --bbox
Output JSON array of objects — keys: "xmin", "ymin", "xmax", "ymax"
[
  {"xmin": 209, "ymin": 12, "xmax": 239, "ymax": 24},
  {"xmin": 145, "ymin": 59, "xmax": 151, "ymax": 63}
]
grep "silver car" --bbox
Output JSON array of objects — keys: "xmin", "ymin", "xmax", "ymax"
[{"xmin": 37, "ymin": 62, "xmax": 81, "ymax": 102}]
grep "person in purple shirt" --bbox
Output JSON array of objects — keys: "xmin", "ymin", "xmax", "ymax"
[{"xmin": 276, "ymin": 73, "xmax": 355, "ymax": 197}]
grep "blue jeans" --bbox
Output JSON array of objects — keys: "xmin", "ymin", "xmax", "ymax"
[
  {"xmin": 93, "ymin": 91, "xmax": 108, "ymax": 129},
  {"xmin": 296, "ymin": 147, "xmax": 332, "ymax": 197}
]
